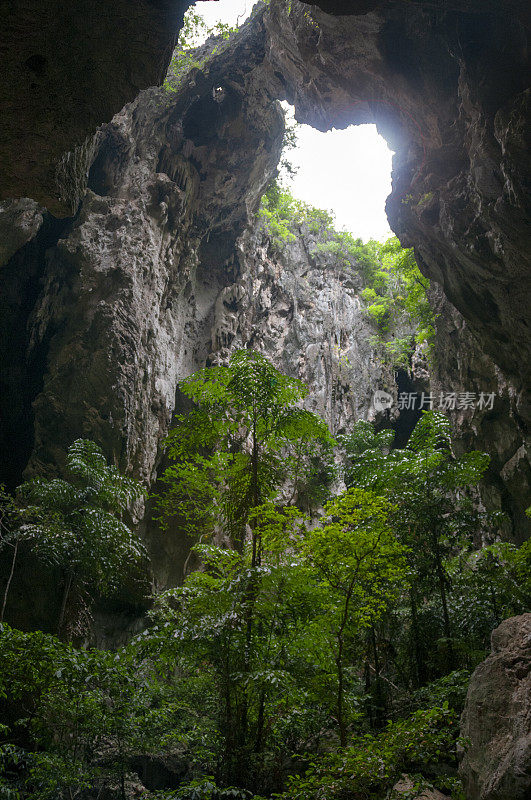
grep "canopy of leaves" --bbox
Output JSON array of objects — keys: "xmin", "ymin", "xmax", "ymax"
[
  {"xmin": 157, "ymin": 350, "xmax": 333, "ymax": 547},
  {"xmin": 305, "ymin": 488, "xmax": 408, "ymax": 627},
  {"xmin": 16, "ymin": 439, "xmax": 146, "ymax": 594},
  {"xmin": 341, "ymin": 411, "xmax": 490, "ymax": 497},
  {"xmin": 1, "ymin": 368, "xmax": 528, "ymax": 799},
  {"xmin": 280, "ymin": 704, "xmax": 461, "ymax": 800}
]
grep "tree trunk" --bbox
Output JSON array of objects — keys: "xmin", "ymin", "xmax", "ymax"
[
  {"xmin": 250, "ymin": 410, "xmax": 260, "ymax": 567},
  {"xmin": 409, "ymin": 586, "xmax": 426, "ymax": 686},
  {"xmin": 335, "ymin": 588, "xmax": 353, "ymax": 747},
  {"xmin": 254, "ymin": 690, "xmax": 266, "ymax": 753},
  {"xmin": 432, "ymin": 532, "xmax": 453, "ymax": 668},
  {"xmin": 57, "ymin": 571, "xmax": 74, "ymax": 637},
  {"xmin": 0, "ymin": 538, "xmax": 18, "ymax": 623},
  {"xmin": 364, "ymin": 656, "xmax": 373, "ymax": 729},
  {"xmin": 336, "ymin": 647, "xmax": 346, "ymax": 747},
  {"xmin": 371, "ymin": 624, "xmax": 385, "ymax": 728}
]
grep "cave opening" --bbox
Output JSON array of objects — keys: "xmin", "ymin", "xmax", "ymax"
[
  {"xmin": 277, "ymin": 103, "xmax": 394, "ymax": 243},
  {"xmin": 0, "ymin": 0, "xmax": 529, "ymax": 795},
  {"xmin": 190, "ymin": 2, "xmax": 397, "ymax": 243},
  {"xmin": 179, "ymin": 0, "xmax": 425, "ymax": 454}
]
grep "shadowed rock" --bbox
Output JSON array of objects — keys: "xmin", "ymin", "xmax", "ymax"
[{"xmin": 460, "ymin": 613, "xmax": 531, "ymax": 800}]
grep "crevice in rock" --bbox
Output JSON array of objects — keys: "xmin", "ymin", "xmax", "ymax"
[
  {"xmin": 0, "ymin": 214, "xmax": 71, "ymax": 489},
  {"xmin": 392, "ymin": 368, "xmax": 424, "ymax": 449}
]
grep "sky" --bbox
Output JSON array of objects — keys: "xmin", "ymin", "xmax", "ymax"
[{"xmin": 192, "ymin": 0, "xmax": 394, "ymax": 242}]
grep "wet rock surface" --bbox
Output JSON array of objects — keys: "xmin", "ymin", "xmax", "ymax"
[{"xmin": 429, "ymin": 284, "xmax": 530, "ymax": 542}]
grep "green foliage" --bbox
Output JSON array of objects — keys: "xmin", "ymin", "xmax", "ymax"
[
  {"xmin": 305, "ymin": 489, "xmax": 407, "ymax": 627},
  {"xmin": 279, "ymin": 704, "xmax": 460, "ymax": 800},
  {"xmin": 363, "ymin": 237, "xmax": 435, "ymax": 363},
  {"xmin": 1, "ymin": 361, "xmax": 526, "ymax": 800},
  {"xmin": 17, "ymin": 440, "xmax": 145, "ymax": 587},
  {"xmin": 0, "ymin": 624, "xmax": 146, "ymax": 799},
  {"xmin": 170, "ymin": 778, "xmax": 263, "ymax": 799},
  {"xmin": 258, "ymin": 183, "xmax": 432, "ymax": 369},
  {"xmin": 258, "ymin": 185, "xmax": 381, "ymax": 263},
  {"xmin": 144, "ymin": 537, "xmax": 326, "ymax": 791},
  {"xmin": 340, "ymin": 411, "xmax": 527, "ymax": 689},
  {"xmin": 157, "ymin": 350, "xmax": 333, "ymax": 553},
  {"xmin": 164, "ymin": 10, "xmax": 237, "ymax": 92},
  {"xmin": 13, "ymin": 439, "xmax": 146, "ymax": 635},
  {"xmin": 304, "ymin": 488, "xmax": 408, "ymax": 745},
  {"xmin": 258, "ymin": 186, "xmax": 335, "ymax": 252},
  {"xmin": 411, "ymin": 670, "xmax": 471, "ymax": 714}
]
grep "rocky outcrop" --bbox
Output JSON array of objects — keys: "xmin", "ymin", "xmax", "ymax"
[
  {"xmin": 429, "ymin": 285, "xmax": 530, "ymax": 542},
  {"xmin": 14, "ymin": 17, "xmax": 286, "ymax": 484},
  {"xmin": 145, "ymin": 214, "xmax": 394, "ymax": 588},
  {"xmin": 392, "ymin": 776, "xmax": 447, "ymax": 800},
  {"xmin": 0, "ymin": 8, "xmax": 396, "ymax": 490},
  {"xmin": 2, "ymin": 0, "xmax": 529, "ymax": 401},
  {"xmin": 262, "ymin": 0, "xmax": 530, "ymax": 435},
  {"xmin": 0, "ymin": 200, "xmax": 43, "ymax": 267},
  {"xmin": 459, "ymin": 613, "xmax": 531, "ymax": 800},
  {"xmin": 0, "ymin": 12, "xmax": 410, "ymax": 591},
  {"xmin": 210, "ymin": 221, "xmax": 392, "ymax": 435},
  {"xmin": 0, "ymin": 0, "xmax": 190, "ymax": 215}
]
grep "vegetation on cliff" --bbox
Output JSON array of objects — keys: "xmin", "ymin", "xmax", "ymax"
[{"xmin": 259, "ymin": 183, "xmax": 435, "ymax": 369}]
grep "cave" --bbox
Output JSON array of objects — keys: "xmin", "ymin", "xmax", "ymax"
[
  {"xmin": 0, "ymin": 1, "xmax": 529, "ymax": 798},
  {"xmin": 2, "ymin": 0, "xmax": 527, "ymax": 534}
]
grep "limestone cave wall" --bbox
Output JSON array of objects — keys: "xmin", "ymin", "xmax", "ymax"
[{"xmin": 0, "ymin": 0, "xmax": 191, "ymax": 215}]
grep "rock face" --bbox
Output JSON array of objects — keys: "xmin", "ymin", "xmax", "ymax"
[
  {"xmin": 2, "ymin": 0, "xmax": 529, "ymax": 397},
  {"xmin": 392, "ymin": 776, "xmax": 447, "ymax": 800},
  {"xmin": 0, "ymin": 200, "xmax": 43, "ymax": 268},
  {"xmin": 0, "ymin": 8, "xmax": 398, "ymax": 490},
  {"xmin": 0, "ymin": 13, "xmax": 290, "ymax": 488},
  {"xmin": 210, "ymin": 222, "xmax": 392, "ymax": 435},
  {"xmin": 263, "ymin": 0, "xmax": 530, "ymax": 437},
  {"xmin": 459, "ymin": 613, "xmax": 531, "ymax": 800},
  {"xmin": 429, "ymin": 285, "xmax": 530, "ymax": 542},
  {"xmin": 0, "ymin": 0, "xmax": 190, "ymax": 215}
]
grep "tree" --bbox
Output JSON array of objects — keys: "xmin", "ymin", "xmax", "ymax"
[
  {"xmin": 158, "ymin": 350, "xmax": 333, "ymax": 565},
  {"xmin": 0, "ymin": 488, "xmax": 23, "ymax": 623},
  {"xmin": 303, "ymin": 488, "xmax": 408, "ymax": 745},
  {"xmin": 146, "ymin": 521, "xmax": 318, "ymax": 792},
  {"xmin": 341, "ymin": 412, "xmax": 495, "ymax": 680},
  {"xmin": 156, "ymin": 352, "xmax": 333, "ymax": 788},
  {"xmin": 14, "ymin": 439, "xmax": 146, "ymax": 637},
  {"xmin": 359, "ymin": 236, "xmax": 434, "ymax": 367},
  {"xmin": 0, "ymin": 623, "xmax": 172, "ymax": 800},
  {"xmin": 280, "ymin": 704, "xmax": 460, "ymax": 800}
]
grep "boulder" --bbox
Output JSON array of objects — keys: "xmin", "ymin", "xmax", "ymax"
[{"xmin": 459, "ymin": 613, "xmax": 531, "ymax": 800}]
